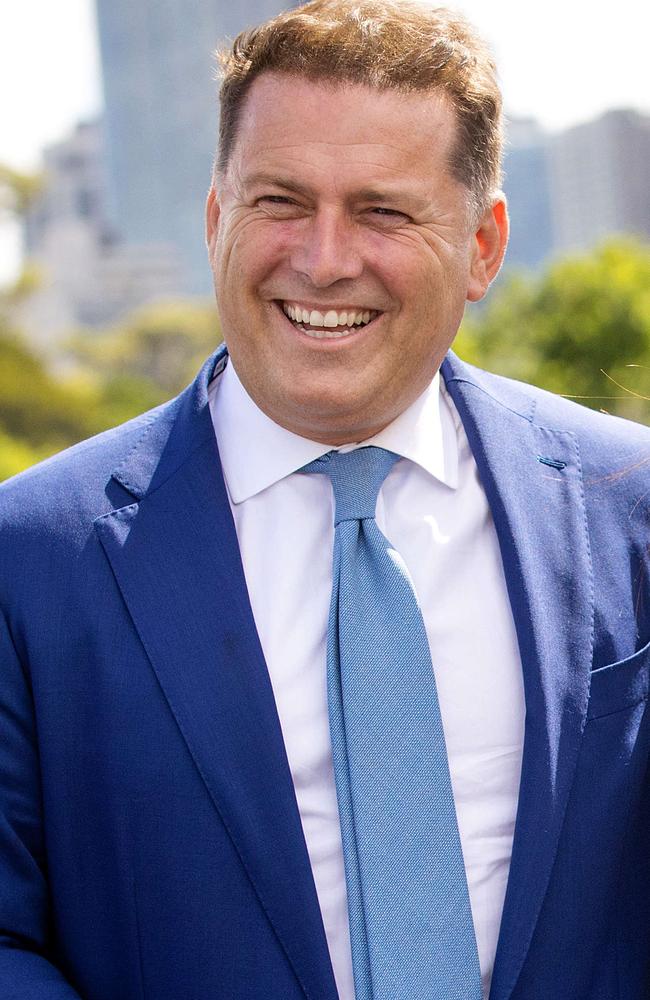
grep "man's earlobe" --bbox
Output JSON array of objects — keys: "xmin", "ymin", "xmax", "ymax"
[
  {"xmin": 205, "ymin": 187, "xmax": 220, "ymax": 247},
  {"xmin": 466, "ymin": 195, "xmax": 509, "ymax": 303}
]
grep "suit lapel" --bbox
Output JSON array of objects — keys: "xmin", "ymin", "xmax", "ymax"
[
  {"xmin": 442, "ymin": 355, "xmax": 594, "ymax": 1000},
  {"xmin": 94, "ymin": 349, "xmax": 338, "ymax": 1000}
]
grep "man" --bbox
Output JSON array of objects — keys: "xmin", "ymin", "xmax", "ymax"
[{"xmin": 0, "ymin": 1, "xmax": 648, "ymax": 997}]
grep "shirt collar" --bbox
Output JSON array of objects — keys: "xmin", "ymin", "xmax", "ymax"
[{"xmin": 209, "ymin": 357, "xmax": 459, "ymax": 504}]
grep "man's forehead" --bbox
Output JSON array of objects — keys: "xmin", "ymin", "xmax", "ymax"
[
  {"xmin": 231, "ymin": 72, "xmax": 458, "ymax": 179},
  {"xmin": 238, "ymin": 71, "xmax": 454, "ymax": 140}
]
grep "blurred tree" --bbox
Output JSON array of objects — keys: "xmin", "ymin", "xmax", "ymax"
[
  {"xmin": 0, "ymin": 298, "xmax": 221, "ymax": 481},
  {"xmin": 69, "ymin": 300, "xmax": 221, "ymax": 398},
  {"xmin": 0, "ymin": 164, "xmax": 59, "ymax": 478},
  {"xmin": 0, "ymin": 428, "xmax": 45, "ymax": 482},
  {"xmin": 0, "ymin": 163, "xmax": 43, "ymax": 317},
  {"xmin": 0, "ymin": 330, "xmax": 102, "ymax": 451},
  {"xmin": 457, "ymin": 237, "xmax": 650, "ymax": 423},
  {"xmin": 0, "ymin": 164, "xmax": 43, "ymax": 221}
]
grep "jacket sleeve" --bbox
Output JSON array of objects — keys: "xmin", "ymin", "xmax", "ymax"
[{"xmin": 0, "ymin": 606, "xmax": 82, "ymax": 998}]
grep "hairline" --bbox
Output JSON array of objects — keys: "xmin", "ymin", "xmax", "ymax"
[{"xmin": 213, "ymin": 69, "xmax": 492, "ymax": 221}]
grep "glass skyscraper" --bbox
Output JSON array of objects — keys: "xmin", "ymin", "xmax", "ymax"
[{"xmin": 94, "ymin": 0, "xmax": 293, "ymax": 295}]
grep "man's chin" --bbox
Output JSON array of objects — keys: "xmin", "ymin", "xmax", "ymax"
[{"xmin": 266, "ymin": 392, "xmax": 396, "ymax": 445}]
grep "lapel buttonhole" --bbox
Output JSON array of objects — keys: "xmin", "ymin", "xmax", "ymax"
[{"xmin": 537, "ymin": 456, "xmax": 567, "ymax": 471}]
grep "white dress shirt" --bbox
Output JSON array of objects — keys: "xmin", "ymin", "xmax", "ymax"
[{"xmin": 209, "ymin": 358, "xmax": 525, "ymax": 1000}]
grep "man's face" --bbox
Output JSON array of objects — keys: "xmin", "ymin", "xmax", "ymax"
[{"xmin": 207, "ymin": 73, "xmax": 507, "ymax": 444}]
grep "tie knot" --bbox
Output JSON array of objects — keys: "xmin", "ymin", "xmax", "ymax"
[{"xmin": 301, "ymin": 446, "xmax": 400, "ymax": 525}]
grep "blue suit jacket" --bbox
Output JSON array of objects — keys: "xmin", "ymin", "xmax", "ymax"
[{"xmin": 0, "ymin": 346, "xmax": 649, "ymax": 999}]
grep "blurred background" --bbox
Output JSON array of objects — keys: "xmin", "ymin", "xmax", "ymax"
[{"xmin": 1, "ymin": 0, "xmax": 649, "ymax": 481}]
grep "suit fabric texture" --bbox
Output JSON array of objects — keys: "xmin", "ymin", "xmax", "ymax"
[{"xmin": 0, "ymin": 346, "xmax": 649, "ymax": 1000}]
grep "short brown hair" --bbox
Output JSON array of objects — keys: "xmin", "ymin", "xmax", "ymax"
[{"xmin": 216, "ymin": 0, "xmax": 503, "ymax": 212}]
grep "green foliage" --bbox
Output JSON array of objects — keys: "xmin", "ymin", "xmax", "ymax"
[
  {"xmin": 69, "ymin": 300, "xmax": 221, "ymax": 397},
  {"xmin": 0, "ymin": 328, "xmax": 102, "ymax": 460},
  {"xmin": 0, "ymin": 163, "xmax": 43, "ymax": 219},
  {"xmin": 457, "ymin": 237, "xmax": 650, "ymax": 423},
  {"xmin": 0, "ymin": 428, "xmax": 47, "ymax": 482},
  {"xmin": 0, "ymin": 162, "xmax": 44, "ymax": 315},
  {"xmin": 0, "ymin": 300, "xmax": 222, "ymax": 482}
]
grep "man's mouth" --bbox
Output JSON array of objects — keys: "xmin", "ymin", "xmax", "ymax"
[{"xmin": 279, "ymin": 301, "xmax": 381, "ymax": 339}]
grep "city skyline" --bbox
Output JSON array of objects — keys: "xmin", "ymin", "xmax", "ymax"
[
  {"xmin": 2, "ymin": 0, "xmax": 649, "ymax": 281},
  {"xmin": 3, "ymin": 0, "xmax": 650, "ymax": 172}
]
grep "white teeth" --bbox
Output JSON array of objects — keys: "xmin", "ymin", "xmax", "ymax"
[{"xmin": 282, "ymin": 302, "xmax": 378, "ymax": 333}]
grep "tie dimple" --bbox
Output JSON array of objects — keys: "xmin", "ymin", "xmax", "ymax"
[{"xmin": 303, "ymin": 447, "xmax": 400, "ymax": 525}]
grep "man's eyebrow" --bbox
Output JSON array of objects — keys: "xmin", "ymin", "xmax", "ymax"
[
  {"xmin": 354, "ymin": 187, "xmax": 420, "ymax": 207},
  {"xmin": 243, "ymin": 173, "xmax": 423, "ymax": 208},
  {"xmin": 243, "ymin": 173, "xmax": 313, "ymax": 196}
]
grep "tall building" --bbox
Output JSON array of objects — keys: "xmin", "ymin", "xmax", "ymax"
[
  {"xmin": 502, "ymin": 117, "xmax": 554, "ymax": 271},
  {"xmin": 548, "ymin": 109, "xmax": 650, "ymax": 252},
  {"xmin": 94, "ymin": 0, "xmax": 293, "ymax": 296},
  {"xmin": 20, "ymin": 120, "xmax": 183, "ymax": 347}
]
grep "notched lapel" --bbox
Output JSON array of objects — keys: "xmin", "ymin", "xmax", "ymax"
[
  {"xmin": 443, "ymin": 357, "xmax": 594, "ymax": 1000},
  {"xmin": 94, "ymin": 353, "xmax": 338, "ymax": 1000}
]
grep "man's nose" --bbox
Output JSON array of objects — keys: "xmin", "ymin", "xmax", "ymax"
[{"xmin": 290, "ymin": 209, "xmax": 364, "ymax": 287}]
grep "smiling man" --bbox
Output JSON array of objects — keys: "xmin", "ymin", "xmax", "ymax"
[
  {"xmin": 0, "ymin": 2, "xmax": 649, "ymax": 999},
  {"xmin": 206, "ymin": 73, "xmax": 505, "ymax": 444}
]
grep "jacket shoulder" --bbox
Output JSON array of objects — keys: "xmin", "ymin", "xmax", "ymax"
[
  {"xmin": 0, "ymin": 347, "xmax": 222, "ymax": 561},
  {"xmin": 445, "ymin": 354, "xmax": 650, "ymax": 462},
  {"xmin": 0, "ymin": 400, "xmax": 172, "ymax": 530}
]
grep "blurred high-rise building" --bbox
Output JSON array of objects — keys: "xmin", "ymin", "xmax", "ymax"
[
  {"xmin": 20, "ymin": 120, "xmax": 183, "ymax": 348},
  {"xmin": 94, "ymin": 0, "xmax": 294, "ymax": 296},
  {"xmin": 548, "ymin": 109, "xmax": 650, "ymax": 253},
  {"xmin": 502, "ymin": 117, "xmax": 554, "ymax": 271}
]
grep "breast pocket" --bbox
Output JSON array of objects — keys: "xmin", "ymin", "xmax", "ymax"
[{"xmin": 586, "ymin": 639, "xmax": 650, "ymax": 721}]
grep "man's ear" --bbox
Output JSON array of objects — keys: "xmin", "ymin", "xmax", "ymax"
[
  {"xmin": 205, "ymin": 185, "xmax": 221, "ymax": 248},
  {"xmin": 466, "ymin": 194, "xmax": 509, "ymax": 303}
]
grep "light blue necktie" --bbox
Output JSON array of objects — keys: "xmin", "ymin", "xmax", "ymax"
[{"xmin": 301, "ymin": 446, "xmax": 483, "ymax": 1000}]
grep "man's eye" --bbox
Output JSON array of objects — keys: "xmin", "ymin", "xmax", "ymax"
[
  {"xmin": 259, "ymin": 195, "xmax": 296, "ymax": 206},
  {"xmin": 370, "ymin": 207, "xmax": 409, "ymax": 221},
  {"xmin": 256, "ymin": 195, "xmax": 305, "ymax": 217}
]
